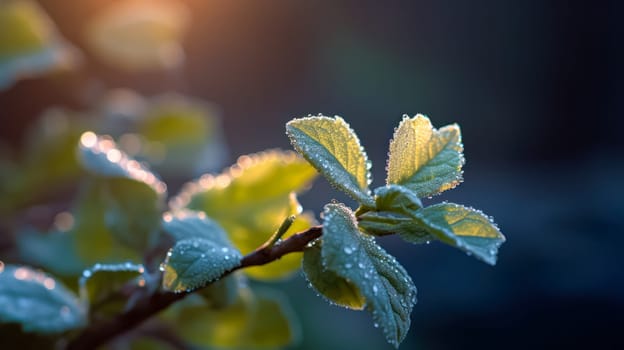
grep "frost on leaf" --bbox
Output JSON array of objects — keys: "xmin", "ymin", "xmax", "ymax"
[
  {"xmin": 77, "ymin": 132, "xmax": 167, "ymax": 197},
  {"xmin": 77, "ymin": 133, "xmax": 165, "ymax": 252},
  {"xmin": 306, "ymin": 203, "xmax": 417, "ymax": 347},
  {"xmin": 286, "ymin": 115, "xmax": 375, "ymax": 207},
  {"xmin": 161, "ymin": 211, "xmax": 242, "ymax": 293},
  {"xmin": 0, "ymin": 265, "xmax": 86, "ymax": 333},
  {"xmin": 386, "ymin": 114, "xmax": 464, "ymax": 198},
  {"xmin": 302, "ymin": 241, "xmax": 366, "ymax": 310},
  {"xmin": 79, "ymin": 262, "xmax": 145, "ymax": 309},
  {"xmin": 411, "ymin": 203, "xmax": 505, "ymax": 265}
]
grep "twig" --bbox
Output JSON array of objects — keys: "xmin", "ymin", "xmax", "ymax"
[{"xmin": 66, "ymin": 225, "xmax": 323, "ymax": 350}]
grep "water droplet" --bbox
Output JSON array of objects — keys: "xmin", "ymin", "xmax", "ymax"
[
  {"xmin": 372, "ymin": 285, "xmax": 378, "ymax": 294},
  {"xmin": 373, "ymin": 322, "xmax": 379, "ymax": 328},
  {"xmin": 192, "ymin": 241, "xmax": 199, "ymax": 248},
  {"xmin": 358, "ymin": 262, "xmax": 365, "ymax": 269},
  {"xmin": 200, "ymin": 253, "xmax": 205, "ymax": 258},
  {"xmin": 425, "ymin": 240, "xmax": 431, "ymax": 245},
  {"xmin": 221, "ymin": 247, "xmax": 229, "ymax": 253},
  {"xmin": 224, "ymin": 255, "xmax": 230, "ymax": 260},
  {"xmin": 345, "ymin": 263, "xmax": 352, "ymax": 269},
  {"xmin": 344, "ymin": 247, "xmax": 354, "ymax": 255}
]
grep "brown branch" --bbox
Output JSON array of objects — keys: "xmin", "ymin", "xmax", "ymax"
[{"xmin": 66, "ymin": 225, "xmax": 323, "ymax": 350}]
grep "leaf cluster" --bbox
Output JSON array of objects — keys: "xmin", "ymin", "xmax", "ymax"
[
  {"xmin": 0, "ymin": 111, "xmax": 505, "ymax": 349},
  {"xmin": 287, "ymin": 114, "xmax": 505, "ymax": 346}
]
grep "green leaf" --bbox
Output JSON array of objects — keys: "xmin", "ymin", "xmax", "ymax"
[
  {"xmin": 78, "ymin": 133, "xmax": 165, "ymax": 251},
  {"xmin": 314, "ymin": 203, "xmax": 417, "ymax": 347},
  {"xmin": 302, "ymin": 240, "xmax": 366, "ymax": 309},
  {"xmin": 0, "ymin": 264, "xmax": 86, "ymax": 333},
  {"xmin": 386, "ymin": 114, "xmax": 464, "ymax": 198},
  {"xmin": 161, "ymin": 210, "xmax": 242, "ymax": 293},
  {"xmin": 241, "ymin": 289, "xmax": 300, "ymax": 348},
  {"xmin": 71, "ymin": 180, "xmax": 142, "ymax": 266},
  {"xmin": 286, "ymin": 115, "xmax": 374, "ymax": 207},
  {"xmin": 410, "ymin": 203, "xmax": 505, "ymax": 265},
  {"xmin": 0, "ymin": 0, "xmax": 78, "ymax": 89},
  {"xmin": 161, "ymin": 210, "xmax": 229, "ymax": 245},
  {"xmin": 172, "ymin": 289, "xmax": 253, "ymax": 347},
  {"xmin": 78, "ymin": 132, "xmax": 167, "ymax": 196},
  {"xmin": 161, "ymin": 213, "xmax": 243, "ymax": 293},
  {"xmin": 161, "ymin": 239, "xmax": 241, "ymax": 293},
  {"xmin": 79, "ymin": 262, "xmax": 145, "ymax": 315},
  {"xmin": 358, "ymin": 185, "xmax": 431, "ymax": 242},
  {"xmin": 173, "ymin": 287, "xmax": 299, "ymax": 349},
  {"xmin": 103, "ymin": 178, "xmax": 162, "ymax": 250},
  {"xmin": 172, "ymin": 150, "xmax": 317, "ymax": 280},
  {"xmin": 374, "ymin": 184, "xmax": 423, "ymax": 214}
]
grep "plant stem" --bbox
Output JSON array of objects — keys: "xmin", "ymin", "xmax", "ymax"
[{"xmin": 66, "ymin": 225, "xmax": 323, "ymax": 350}]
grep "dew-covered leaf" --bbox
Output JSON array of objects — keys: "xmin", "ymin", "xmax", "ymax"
[
  {"xmin": 286, "ymin": 115, "xmax": 374, "ymax": 207},
  {"xmin": 79, "ymin": 262, "xmax": 145, "ymax": 314},
  {"xmin": 71, "ymin": 180, "xmax": 141, "ymax": 266},
  {"xmin": 85, "ymin": 0, "xmax": 188, "ymax": 71},
  {"xmin": 0, "ymin": 264, "xmax": 86, "ymax": 333},
  {"xmin": 173, "ymin": 286, "xmax": 299, "ymax": 349},
  {"xmin": 78, "ymin": 132, "xmax": 167, "ymax": 196},
  {"xmin": 386, "ymin": 115, "xmax": 464, "ymax": 198},
  {"xmin": 357, "ymin": 185, "xmax": 431, "ymax": 242},
  {"xmin": 302, "ymin": 240, "xmax": 366, "ymax": 309},
  {"xmin": 374, "ymin": 185, "xmax": 422, "ymax": 214},
  {"xmin": 161, "ymin": 210, "xmax": 229, "ymax": 245},
  {"xmin": 316, "ymin": 203, "xmax": 417, "ymax": 347},
  {"xmin": 78, "ymin": 133, "xmax": 165, "ymax": 251},
  {"xmin": 161, "ymin": 238, "xmax": 242, "ymax": 293},
  {"xmin": 411, "ymin": 203, "xmax": 505, "ymax": 265},
  {"xmin": 0, "ymin": 0, "xmax": 79, "ymax": 89},
  {"xmin": 357, "ymin": 211, "xmax": 432, "ymax": 244},
  {"xmin": 171, "ymin": 150, "xmax": 316, "ymax": 280}
]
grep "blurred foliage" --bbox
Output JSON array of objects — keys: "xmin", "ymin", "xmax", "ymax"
[
  {"xmin": 0, "ymin": 264, "xmax": 87, "ymax": 333},
  {"xmin": 166, "ymin": 286, "xmax": 299, "ymax": 349},
  {"xmin": 0, "ymin": 2, "xmax": 508, "ymax": 349},
  {"xmin": 85, "ymin": 0, "xmax": 189, "ymax": 71},
  {"xmin": 0, "ymin": 0, "xmax": 78, "ymax": 90},
  {"xmin": 173, "ymin": 150, "xmax": 318, "ymax": 281}
]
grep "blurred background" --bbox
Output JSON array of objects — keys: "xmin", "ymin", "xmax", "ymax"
[{"xmin": 1, "ymin": 0, "xmax": 623, "ymax": 349}]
